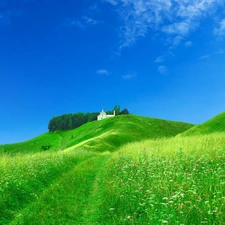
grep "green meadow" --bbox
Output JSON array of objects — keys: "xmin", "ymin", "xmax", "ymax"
[{"xmin": 0, "ymin": 113, "xmax": 225, "ymax": 224}]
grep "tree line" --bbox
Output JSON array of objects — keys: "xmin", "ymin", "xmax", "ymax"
[{"xmin": 48, "ymin": 105, "xmax": 129, "ymax": 132}]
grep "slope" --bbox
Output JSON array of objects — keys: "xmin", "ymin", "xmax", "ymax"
[
  {"xmin": 63, "ymin": 114, "xmax": 194, "ymax": 152},
  {"xmin": 0, "ymin": 114, "xmax": 194, "ymax": 154},
  {"xmin": 180, "ymin": 111, "xmax": 225, "ymax": 136},
  {"xmin": 0, "ymin": 132, "xmax": 62, "ymax": 154}
]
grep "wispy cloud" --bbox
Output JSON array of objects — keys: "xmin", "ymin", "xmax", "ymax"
[
  {"xmin": 104, "ymin": 0, "xmax": 224, "ymax": 49},
  {"xmin": 63, "ymin": 18, "xmax": 84, "ymax": 28},
  {"xmin": 62, "ymin": 16, "xmax": 99, "ymax": 29},
  {"xmin": 96, "ymin": 69, "xmax": 109, "ymax": 75},
  {"xmin": 104, "ymin": 0, "xmax": 118, "ymax": 6},
  {"xmin": 199, "ymin": 54, "xmax": 210, "ymax": 60},
  {"xmin": 198, "ymin": 48, "xmax": 224, "ymax": 60},
  {"xmin": 88, "ymin": 4, "xmax": 100, "ymax": 12},
  {"xmin": 154, "ymin": 52, "xmax": 176, "ymax": 63},
  {"xmin": 154, "ymin": 55, "xmax": 165, "ymax": 63},
  {"xmin": 82, "ymin": 16, "xmax": 98, "ymax": 25},
  {"xmin": 215, "ymin": 49, "xmax": 224, "ymax": 54},
  {"xmin": 122, "ymin": 73, "xmax": 136, "ymax": 80},
  {"xmin": 162, "ymin": 22, "xmax": 194, "ymax": 36},
  {"xmin": 158, "ymin": 66, "xmax": 168, "ymax": 74},
  {"xmin": 185, "ymin": 41, "xmax": 193, "ymax": 48},
  {"xmin": 214, "ymin": 18, "xmax": 225, "ymax": 38}
]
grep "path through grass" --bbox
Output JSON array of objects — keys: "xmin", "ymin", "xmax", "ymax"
[
  {"xmin": 8, "ymin": 153, "xmax": 110, "ymax": 225},
  {"xmin": 0, "ymin": 150, "xmax": 97, "ymax": 224}
]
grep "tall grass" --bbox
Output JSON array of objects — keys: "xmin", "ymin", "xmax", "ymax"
[
  {"xmin": 0, "ymin": 150, "xmax": 96, "ymax": 224},
  {"xmin": 99, "ymin": 133, "xmax": 225, "ymax": 224},
  {"xmin": 9, "ymin": 153, "xmax": 110, "ymax": 225}
]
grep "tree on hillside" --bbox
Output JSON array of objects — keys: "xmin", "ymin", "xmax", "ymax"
[
  {"xmin": 48, "ymin": 111, "xmax": 99, "ymax": 132},
  {"xmin": 120, "ymin": 108, "xmax": 129, "ymax": 115},
  {"xmin": 106, "ymin": 110, "xmax": 113, "ymax": 114},
  {"xmin": 113, "ymin": 105, "xmax": 120, "ymax": 115},
  {"xmin": 68, "ymin": 118, "xmax": 73, "ymax": 130}
]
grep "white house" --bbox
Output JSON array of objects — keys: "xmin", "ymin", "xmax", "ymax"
[{"xmin": 97, "ymin": 109, "xmax": 115, "ymax": 120}]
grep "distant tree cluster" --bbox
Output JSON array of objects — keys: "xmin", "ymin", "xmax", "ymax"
[
  {"xmin": 48, "ymin": 106, "xmax": 129, "ymax": 132},
  {"xmin": 106, "ymin": 105, "xmax": 129, "ymax": 116},
  {"xmin": 48, "ymin": 112, "xmax": 99, "ymax": 132},
  {"xmin": 120, "ymin": 108, "xmax": 129, "ymax": 115}
]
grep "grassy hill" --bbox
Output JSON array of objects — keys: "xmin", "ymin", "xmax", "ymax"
[
  {"xmin": 1, "ymin": 113, "xmax": 225, "ymax": 224},
  {"xmin": 0, "ymin": 114, "xmax": 194, "ymax": 154},
  {"xmin": 180, "ymin": 111, "xmax": 225, "ymax": 136}
]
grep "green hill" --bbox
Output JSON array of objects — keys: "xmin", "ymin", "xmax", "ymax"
[
  {"xmin": 180, "ymin": 111, "xmax": 225, "ymax": 136},
  {"xmin": 0, "ymin": 114, "xmax": 194, "ymax": 154},
  {"xmin": 1, "ymin": 113, "xmax": 225, "ymax": 224}
]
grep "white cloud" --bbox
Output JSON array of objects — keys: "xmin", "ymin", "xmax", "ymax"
[
  {"xmin": 198, "ymin": 49, "xmax": 224, "ymax": 60},
  {"xmin": 63, "ymin": 18, "xmax": 84, "ymax": 28},
  {"xmin": 96, "ymin": 69, "xmax": 109, "ymax": 75},
  {"xmin": 158, "ymin": 66, "xmax": 168, "ymax": 74},
  {"xmin": 82, "ymin": 16, "xmax": 98, "ymax": 25},
  {"xmin": 185, "ymin": 41, "xmax": 193, "ymax": 48},
  {"xmin": 214, "ymin": 18, "xmax": 225, "ymax": 38},
  {"xmin": 104, "ymin": 0, "xmax": 118, "ymax": 6},
  {"xmin": 104, "ymin": 0, "xmax": 224, "ymax": 49},
  {"xmin": 154, "ymin": 55, "xmax": 165, "ymax": 63},
  {"xmin": 162, "ymin": 22, "xmax": 194, "ymax": 36},
  {"xmin": 63, "ymin": 16, "xmax": 98, "ymax": 29},
  {"xmin": 199, "ymin": 54, "xmax": 210, "ymax": 60},
  {"xmin": 172, "ymin": 35, "xmax": 184, "ymax": 46},
  {"xmin": 215, "ymin": 49, "xmax": 224, "ymax": 54},
  {"xmin": 122, "ymin": 73, "xmax": 136, "ymax": 80},
  {"xmin": 89, "ymin": 4, "xmax": 99, "ymax": 12}
]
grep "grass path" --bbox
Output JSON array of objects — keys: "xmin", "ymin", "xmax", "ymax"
[
  {"xmin": 80, "ymin": 152, "xmax": 111, "ymax": 224},
  {"xmin": 9, "ymin": 153, "xmax": 111, "ymax": 225},
  {"xmin": 64, "ymin": 131, "xmax": 115, "ymax": 153},
  {"xmin": 0, "ymin": 151, "xmax": 97, "ymax": 225}
]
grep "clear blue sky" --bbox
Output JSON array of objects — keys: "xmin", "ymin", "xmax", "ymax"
[{"xmin": 1, "ymin": 0, "xmax": 225, "ymax": 144}]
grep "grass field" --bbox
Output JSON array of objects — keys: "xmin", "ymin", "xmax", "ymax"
[
  {"xmin": 98, "ymin": 133, "xmax": 225, "ymax": 224},
  {"xmin": 0, "ymin": 150, "xmax": 98, "ymax": 224},
  {"xmin": 0, "ymin": 112, "xmax": 225, "ymax": 224}
]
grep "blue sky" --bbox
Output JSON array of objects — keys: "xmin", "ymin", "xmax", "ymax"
[{"xmin": 1, "ymin": 0, "xmax": 225, "ymax": 144}]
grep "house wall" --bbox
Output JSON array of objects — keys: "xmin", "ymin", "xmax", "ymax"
[{"xmin": 97, "ymin": 110, "xmax": 115, "ymax": 120}]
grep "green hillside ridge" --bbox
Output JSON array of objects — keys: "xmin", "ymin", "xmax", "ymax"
[
  {"xmin": 1, "ymin": 112, "xmax": 225, "ymax": 224},
  {"xmin": 0, "ymin": 114, "xmax": 194, "ymax": 154},
  {"xmin": 180, "ymin": 111, "xmax": 225, "ymax": 136}
]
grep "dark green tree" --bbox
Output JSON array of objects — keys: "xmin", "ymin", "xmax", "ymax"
[
  {"xmin": 68, "ymin": 118, "xmax": 73, "ymax": 130},
  {"xmin": 120, "ymin": 108, "xmax": 129, "ymax": 115},
  {"xmin": 113, "ymin": 105, "xmax": 120, "ymax": 115}
]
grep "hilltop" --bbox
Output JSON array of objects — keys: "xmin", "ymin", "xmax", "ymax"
[
  {"xmin": 180, "ymin": 111, "xmax": 225, "ymax": 136},
  {"xmin": 0, "ymin": 114, "xmax": 194, "ymax": 154}
]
